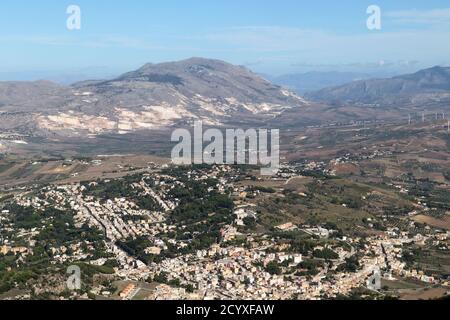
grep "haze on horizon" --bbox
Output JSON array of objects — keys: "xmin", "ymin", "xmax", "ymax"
[{"xmin": 0, "ymin": 0, "xmax": 450, "ymax": 83}]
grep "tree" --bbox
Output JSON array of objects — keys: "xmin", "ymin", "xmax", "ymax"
[{"xmin": 265, "ymin": 261, "xmax": 282, "ymax": 275}]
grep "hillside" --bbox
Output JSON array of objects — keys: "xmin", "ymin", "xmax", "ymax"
[
  {"xmin": 0, "ymin": 58, "xmax": 306, "ymax": 139},
  {"xmin": 305, "ymin": 66, "xmax": 450, "ymax": 107}
]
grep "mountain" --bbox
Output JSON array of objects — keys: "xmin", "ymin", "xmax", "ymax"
[
  {"xmin": 0, "ymin": 58, "xmax": 306, "ymax": 139},
  {"xmin": 305, "ymin": 66, "xmax": 450, "ymax": 106},
  {"xmin": 0, "ymin": 80, "xmax": 69, "ymax": 110},
  {"xmin": 0, "ymin": 68, "xmax": 120, "ymax": 85},
  {"xmin": 270, "ymin": 71, "xmax": 371, "ymax": 95}
]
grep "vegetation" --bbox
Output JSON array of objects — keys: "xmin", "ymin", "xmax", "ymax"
[
  {"xmin": 313, "ymin": 248, "xmax": 339, "ymax": 260},
  {"xmin": 338, "ymin": 256, "xmax": 361, "ymax": 273},
  {"xmin": 116, "ymin": 237, "xmax": 155, "ymax": 265},
  {"xmin": 265, "ymin": 261, "xmax": 282, "ymax": 275}
]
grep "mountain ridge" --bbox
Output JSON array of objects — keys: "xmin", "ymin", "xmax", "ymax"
[
  {"xmin": 269, "ymin": 71, "xmax": 373, "ymax": 95},
  {"xmin": 0, "ymin": 58, "xmax": 306, "ymax": 140},
  {"xmin": 305, "ymin": 66, "xmax": 450, "ymax": 106}
]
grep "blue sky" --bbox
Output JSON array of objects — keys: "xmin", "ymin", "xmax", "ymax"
[{"xmin": 1, "ymin": 0, "xmax": 450, "ymax": 79}]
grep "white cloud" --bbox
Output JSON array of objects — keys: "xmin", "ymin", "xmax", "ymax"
[
  {"xmin": 186, "ymin": 26, "xmax": 450, "ymax": 60},
  {"xmin": 386, "ymin": 8, "xmax": 450, "ymax": 26},
  {"xmin": 1, "ymin": 18, "xmax": 449, "ymax": 73}
]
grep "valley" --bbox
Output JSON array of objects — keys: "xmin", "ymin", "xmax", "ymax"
[
  {"xmin": 0, "ymin": 115, "xmax": 449, "ymax": 300},
  {"xmin": 0, "ymin": 58, "xmax": 449, "ymax": 301}
]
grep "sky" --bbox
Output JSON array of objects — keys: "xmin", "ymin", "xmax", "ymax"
[{"xmin": 0, "ymin": 0, "xmax": 450, "ymax": 81}]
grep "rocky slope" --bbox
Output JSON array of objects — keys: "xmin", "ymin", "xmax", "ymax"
[
  {"xmin": 305, "ymin": 66, "xmax": 450, "ymax": 107},
  {"xmin": 0, "ymin": 58, "xmax": 306, "ymax": 140}
]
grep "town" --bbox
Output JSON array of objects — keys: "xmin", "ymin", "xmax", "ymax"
[{"xmin": 0, "ymin": 152, "xmax": 448, "ymax": 300}]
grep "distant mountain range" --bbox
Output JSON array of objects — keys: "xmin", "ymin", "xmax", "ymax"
[
  {"xmin": 0, "ymin": 58, "xmax": 305, "ymax": 139},
  {"xmin": 268, "ymin": 71, "xmax": 372, "ymax": 95},
  {"xmin": 0, "ymin": 68, "xmax": 120, "ymax": 85},
  {"xmin": 305, "ymin": 66, "xmax": 450, "ymax": 107},
  {"xmin": 1, "ymin": 59, "xmax": 450, "ymax": 156}
]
